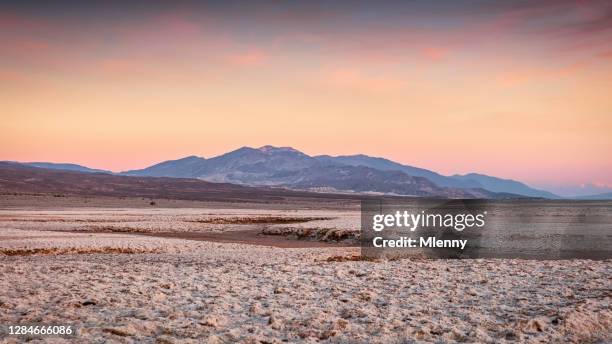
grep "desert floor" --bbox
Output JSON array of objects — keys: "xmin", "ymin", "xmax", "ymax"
[{"xmin": 0, "ymin": 195, "xmax": 610, "ymax": 343}]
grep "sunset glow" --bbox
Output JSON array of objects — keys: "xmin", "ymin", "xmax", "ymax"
[{"xmin": 1, "ymin": 1, "xmax": 611, "ymax": 193}]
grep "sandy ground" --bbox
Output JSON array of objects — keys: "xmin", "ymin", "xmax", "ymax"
[{"xmin": 0, "ymin": 205, "xmax": 610, "ymax": 343}]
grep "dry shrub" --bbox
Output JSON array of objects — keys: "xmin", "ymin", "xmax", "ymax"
[
  {"xmin": 0, "ymin": 246, "xmax": 162, "ymax": 256},
  {"xmin": 187, "ymin": 216, "xmax": 333, "ymax": 225},
  {"xmin": 324, "ymin": 255, "xmax": 379, "ymax": 262},
  {"xmin": 0, "ymin": 218, "xmax": 135, "ymax": 223},
  {"xmin": 262, "ymin": 227, "xmax": 359, "ymax": 242},
  {"xmin": 85, "ymin": 225, "xmax": 146, "ymax": 233}
]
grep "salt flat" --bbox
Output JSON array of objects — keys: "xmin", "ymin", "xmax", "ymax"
[{"xmin": 0, "ymin": 204, "xmax": 610, "ymax": 343}]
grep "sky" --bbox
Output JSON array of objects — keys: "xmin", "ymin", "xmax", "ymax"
[{"xmin": 1, "ymin": 0, "xmax": 611, "ymax": 196}]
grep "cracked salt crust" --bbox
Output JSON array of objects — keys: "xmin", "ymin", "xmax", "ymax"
[{"xmin": 0, "ymin": 208, "xmax": 610, "ymax": 343}]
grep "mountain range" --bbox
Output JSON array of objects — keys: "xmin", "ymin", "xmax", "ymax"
[
  {"xmin": 5, "ymin": 145, "xmax": 578, "ymax": 199},
  {"xmin": 120, "ymin": 145, "xmax": 555, "ymax": 198},
  {"xmin": 0, "ymin": 161, "xmax": 369, "ymax": 204}
]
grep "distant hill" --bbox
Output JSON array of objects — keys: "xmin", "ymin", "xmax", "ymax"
[
  {"xmin": 269, "ymin": 164, "xmax": 504, "ymax": 198},
  {"xmin": 121, "ymin": 156, "xmax": 206, "ymax": 178},
  {"xmin": 314, "ymin": 154, "xmax": 557, "ymax": 199},
  {"xmin": 314, "ymin": 154, "xmax": 475, "ymax": 188},
  {"xmin": 572, "ymin": 192, "xmax": 612, "ymax": 200},
  {"xmin": 24, "ymin": 162, "xmax": 111, "ymax": 174},
  {"xmin": 0, "ymin": 162, "xmax": 367, "ymax": 203},
  {"xmin": 451, "ymin": 173, "xmax": 560, "ymax": 199}
]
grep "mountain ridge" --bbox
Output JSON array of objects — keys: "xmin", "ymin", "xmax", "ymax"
[
  {"xmin": 572, "ymin": 192, "xmax": 612, "ymax": 200},
  {"xmin": 0, "ymin": 161, "xmax": 383, "ymax": 204},
  {"xmin": 23, "ymin": 162, "xmax": 112, "ymax": 174},
  {"xmin": 0, "ymin": 162, "xmax": 513, "ymax": 200},
  {"xmin": 4, "ymin": 145, "xmax": 559, "ymax": 198},
  {"xmin": 119, "ymin": 145, "xmax": 552, "ymax": 198}
]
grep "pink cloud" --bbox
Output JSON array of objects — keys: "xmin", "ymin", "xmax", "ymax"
[
  {"xmin": 599, "ymin": 50, "xmax": 612, "ymax": 59},
  {"xmin": 0, "ymin": 12, "xmax": 54, "ymax": 32},
  {"xmin": 224, "ymin": 49, "xmax": 268, "ymax": 66},
  {"xmin": 421, "ymin": 47, "xmax": 449, "ymax": 61}
]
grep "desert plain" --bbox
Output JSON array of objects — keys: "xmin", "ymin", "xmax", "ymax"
[{"xmin": 0, "ymin": 194, "xmax": 610, "ymax": 343}]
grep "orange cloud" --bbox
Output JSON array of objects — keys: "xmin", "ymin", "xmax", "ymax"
[
  {"xmin": 496, "ymin": 60, "xmax": 588, "ymax": 87},
  {"xmin": 96, "ymin": 58, "xmax": 148, "ymax": 75},
  {"xmin": 324, "ymin": 67, "xmax": 406, "ymax": 94}
]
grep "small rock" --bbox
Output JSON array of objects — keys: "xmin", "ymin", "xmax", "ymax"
[
  {"xmin": 268, "ymin": 313, "xmax": 283, "ymax": 330},
  {"xmin": 205, "ymin": 335, "xmax": 225, "ymax": 344},
  {"xmin": 82, "ymin": 300, "xmax": 97, "ymax": 306},
  {"xmin": 525, "ymin": 317, "xmax": 548, "ymax": 332},
  {"xmin": 249, "ymin": 303, "xmax": 264, "ymax": 315},
  {"xmin": 202, "ymin": 315, "xmax": 226, "ymax": 328},
  {"xmin": 103, "ymin": 326, "xmax": 135, "ymax": 337},
  {"xmin": 334, "ymin": 319, "xmax": 349, "ymax": 330},
  {"xmin": 225, "ymin": 328, "xmax": 241, "ymax": 341},
  {"xmin": 319, "ymin": 330, "xmax": 337, "ymax": 340},
  {"xmin": 156, "ymin": 336, "xmax": 175, "ymax": 344}
]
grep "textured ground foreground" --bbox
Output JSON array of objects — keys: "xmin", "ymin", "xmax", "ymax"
[{"xmin": 0, "ymin": 207, "xmax": 610, "ymax": 343}]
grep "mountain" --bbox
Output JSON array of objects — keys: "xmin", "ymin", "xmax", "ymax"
[
  {"xmin": 121, "ymin": 146, "xmax": 520, "ymax": 198},
  {"xmin": 315, "ymin": 154, "xmax": 557, "ymax": 198},
  {"xmin": 451, "ymin": 173, "xmax": 560, "ymax": 199},
  {"xmin": 314, "ymin": 154, "xmax": 479, "ymax": 188},
  {"xmin": 122, "ymin": 146, "xmax": 318, "ymax": 184},
  {"xmin": 13, "ymin": 146, "xmax": 554, "ymax": 198},
  {"xmin": 23, "ymin": 162, "xmax": 111, "ymax": 174},
  {"xmin": 279, "ymin": 164, "xmax": 502, "ymax": 198},
  {"xmin": 0, "ymin": 161, "xmax": 510, "ymax": 200},
  {"xmin": 121, "ymin": 155, "xmax": 207, "ymax": 178},
  {"xmin": 0, "ymin": 162, "xmax": 368, "ymax": 204},
  {"xmin": 24, "ymin": 151, "xmax": 556, "ymax": 199},
  {"xmin": 545, "ymin": 183, "xmax": 612, "ymax": 198},
  {"xmin": 196, "ymin": 146, "xmax": 318, "ymax": 184},
  {"xmin": 572, "ymin": 192, "xmax": 612, "ymax": 200}
]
